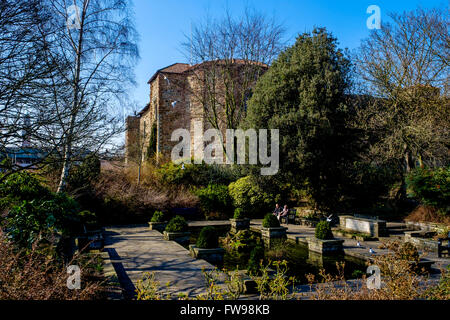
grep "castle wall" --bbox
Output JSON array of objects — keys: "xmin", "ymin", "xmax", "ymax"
[
  {"xmin": 125, "ymin": 116, "xmax": 140, "ymax": 164},
  {"xmin": 125, "ymin": 62, "xmax": 267, "ymax": 165},
  {"xmin": 158, "ymin": 73, "xmax": 191, "ymax": 157}
]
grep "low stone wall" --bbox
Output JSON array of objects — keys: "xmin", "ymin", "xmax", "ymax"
[
  {"xmin": 405, "ymin": 221, "xmax": 448, "ymax": 234},
  {"xmin": 404, "ymin": 231, "xmax": 439, "ymax": 253},
  {"xmin": 339, "ymin": 215, "xmax": 387, "ymax": 238}
]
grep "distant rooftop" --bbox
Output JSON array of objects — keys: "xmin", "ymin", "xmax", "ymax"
[{"xmin": 147, "ymin": 59, "xmax": 268, "ymax": 84}]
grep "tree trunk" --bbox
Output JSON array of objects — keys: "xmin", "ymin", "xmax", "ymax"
[
  {"xmin": 57, "ymin": 4, "xmax": 85, "ymax": 193},
  {"xmin": 57, "ymin": 143, "xmax": 72, "ymax": 193}
]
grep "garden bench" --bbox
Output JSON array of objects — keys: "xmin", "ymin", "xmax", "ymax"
[
  {"xmin": 437, "ymin": 232, "xmax": 450, "ymax": 258},
  {"xmin": 280, "ymin": 209, "xmax": 297, "ymax": 225}
]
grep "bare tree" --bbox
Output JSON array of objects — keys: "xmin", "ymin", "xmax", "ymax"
[
  {"xmin": 355, "ymin": 7, "xmax": 449, "ymax": 172},
  {"xmin": 181, "ymin": 7, "xmax": 286, "ymax": 144},
  {"xmin": 0, "ymin": 0, "xmax": 63, "ymax": 175},
  {"xmin": 37, "ymin": 0, "xmax": 139, "ymax": 192}
]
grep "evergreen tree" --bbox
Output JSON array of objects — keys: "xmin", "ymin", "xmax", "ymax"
[{"xmin": 245, "ymin": 28, "xmax": 355, "ymax": 210}]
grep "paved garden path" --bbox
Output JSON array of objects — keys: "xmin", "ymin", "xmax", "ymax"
[{"xmin": 103, "ymin": 225, "xmax": 215, "ymax": 299}]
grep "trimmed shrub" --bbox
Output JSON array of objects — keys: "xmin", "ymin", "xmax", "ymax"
[
  {"xmin": 228, "ymin": 176, "xmax": 278, "ymax": 217},
  {"xmin": 165, "ymin": 215, "xmax": 188, "ymax": 233},
  {"xmin": 196, "ymin": 226, "xmax": 219, "ymax": 249},
  {"xmin": 151, "ymin": 211, "xmax": 166, "ymax": 223},
  {"xmin": 233, "ymin": 208, "xmax": 247, "ymax": 219},
  {"xmin": 194, "ymin": 184, "xmax": 232, "ymax": 217},
  {"xmin": 315, "ymin": 221, "xmax": 333, "ymax": 240},
  {"xmin": 262, "ymin": 213, "xmax": 280, "ymax": 228},
  {"xmin": 406, "ymin": 167, "xmax": 449, "ymax": 214}
]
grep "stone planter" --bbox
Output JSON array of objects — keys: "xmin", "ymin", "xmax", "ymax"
[
  {"xmin": 163, "ymin": 231, "xmax": 190, "ymax": 245},
  {"xmin": 339, "ymin": 215, "xmax": 387, "ymax": 238},
  {"xmin": 307, "ymin": 250, "xmax": 325, "ymax": 268},
  {"xmin": 189, "ymin": 245, "xmax": 225, "ymax": 264},
  {"xmin": 229, "ymin": 218, "xmax": 250, "ymax": 233},
  {"xmin": 261, "ymin": 227, "xmax": 287, "ymax": 247},
  {"xmin": 404, "ymin": 231, "xmax": 439, "ymax": 253},
  {"xmin": 307, "ymin": 237, "xmax": 344, "ymax": 254},
  {"xmin": 148, "ymin": 221, "xmax": 168, "ymax": 233}
]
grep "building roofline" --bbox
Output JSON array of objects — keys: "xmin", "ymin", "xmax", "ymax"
[{"xmin": 147, "ymin": 62, "xmax": 190, "ymax": 84}]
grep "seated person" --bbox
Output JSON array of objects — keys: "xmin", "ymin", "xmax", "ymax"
[
  {"xmin": 273, "ymin": 203, "xmax": 281, "ymax": 217},
  {"xmin": 279, "ymin": 205, "xmax": 289, "ymax": 222}
]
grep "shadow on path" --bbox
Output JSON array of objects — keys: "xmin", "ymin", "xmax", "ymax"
[{"xmin": 104, "ymin": 247, "xmax": 137, "ymax": 299}]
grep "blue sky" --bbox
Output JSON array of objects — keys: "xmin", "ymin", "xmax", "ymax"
[{"xmin": 128, "ymin": 0, "xmax": 447, "ymax": 114}]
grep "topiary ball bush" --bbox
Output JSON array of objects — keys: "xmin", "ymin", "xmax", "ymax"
[
  {"xmin": 151, "ymin": 210, "xmax": 165, "ymax": 223},
  {"xmin": 315, "ymin": 221, "xmax": 333, "ymax": 240},
  {"xmin": 262, "ymin": 213, "xmax": 280, "ymax": 228},
  {"xmin": 233, "ymin": 208, "xmax": 247, "ymax": 219},
  {"xmin": 165, "ymin": 215, "xmax": 188, "ymax": 233},
  {"xmin": 196, "ymin": 226, "xmax": 219, "ymax": 249}
]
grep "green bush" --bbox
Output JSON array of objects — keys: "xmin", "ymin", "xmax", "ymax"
[
  {"xmin": 0, "ymin": 171, "xmax": 51, "ymax": 206},
  {"xmin": 194, "ymin": 184, "xmax": 232, "ymax": 216},
  {"xmin": 165, "ymin": 215, "xmax": 188, "ymax": 233},
  {"xmin": 151, "ymin": 211, "xmax": 166, "ymax": 223},
  {"xmin": 247, "ymin": 245, "xmax": 265, "ymax": 275},
  {"xmin": 315, "ymin": 221, "xmax": 333, "ymax": 240},
  {"xmin": 196, "ymin": 226, "xmax": 219, "ymax": 249},
  {"xmin": 228, "ymin": 176, "xmax": 278, "ymax": 217},
  {"xmin": 233, "ymin": 208, "xmax": 247, "ymax": 219},
  {"xmin": 262, "ymin": 213, "xmax": 280, "ymax": 228},
  {"xmin": 0, "ymin": 172, "xmax": 83, "ymax": 248},
  {"xmin": 406, "ymin": 167, "xmax": 449, "ymax": 214},
  {"xmin": 157, "ymin": 162, "xmax": 240, "ymax": 187}
]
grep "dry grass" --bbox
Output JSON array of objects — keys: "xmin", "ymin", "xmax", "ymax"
[
  {"xmin": 94, "ymin": 164, "xmax": 199, "ymax": 212},
  {"xmin": 406, "ymin": 205, "xmax": 450, "ymax": 225},
  {"xmin": 0, "ymin": 229, "xmax": 103, "ymax": 300}
]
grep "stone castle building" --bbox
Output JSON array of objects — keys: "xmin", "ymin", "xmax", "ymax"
[{"xmin": 125, "ymin": 60, "xmax": 267, "ymax": 164}]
